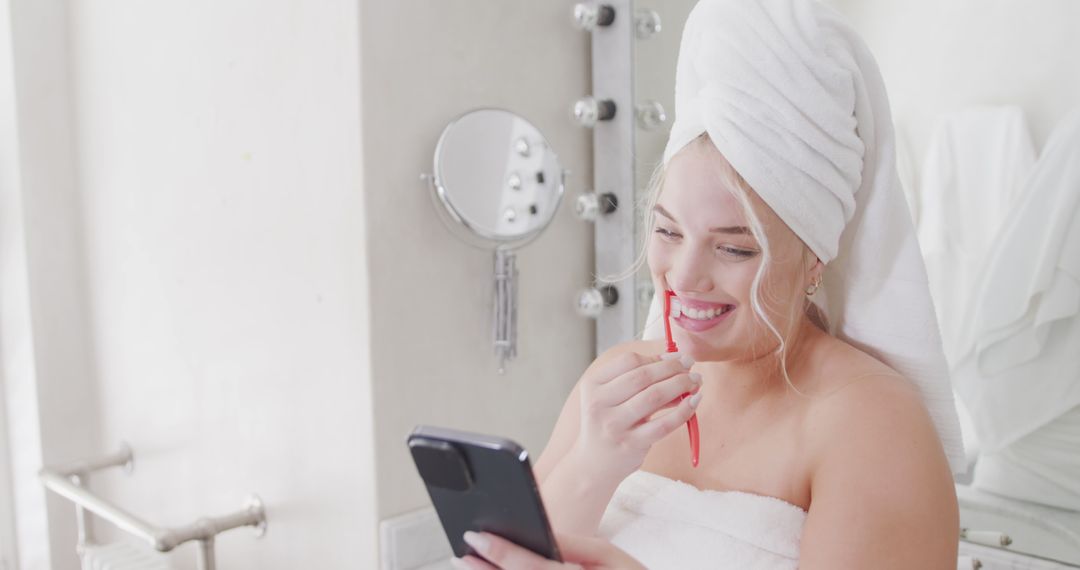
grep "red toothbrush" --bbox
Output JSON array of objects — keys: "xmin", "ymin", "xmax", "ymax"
[{"xmin": 664, "ymin": 289, "xmax": 700, "ymax": 468}]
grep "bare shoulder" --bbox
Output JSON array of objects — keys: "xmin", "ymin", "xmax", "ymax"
[
  {"xmin": 797, "ymin": 337, "xmax": 959, "ymax": 568},
  {"xmin": 802, "ymin": 335, "xmax": 945, "ymax": 471}
]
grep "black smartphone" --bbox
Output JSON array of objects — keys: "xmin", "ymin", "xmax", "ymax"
[{"xmin": 407, "ymin": 425, "xmax": 562, "ymax": 563}]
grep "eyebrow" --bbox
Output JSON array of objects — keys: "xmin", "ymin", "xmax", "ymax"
[{"xmin": 653, "ymin": 205, "xmax": 753, "ymax": 235}]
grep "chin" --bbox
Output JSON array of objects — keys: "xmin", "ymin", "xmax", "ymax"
[{"xmin": 674, "ymin": 336, "xmax": 737, "ymax": 363}]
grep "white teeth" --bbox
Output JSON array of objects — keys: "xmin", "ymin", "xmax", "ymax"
[{"xmin": 672, "ymin": 301, "xmax": 733, "ymax": 320}]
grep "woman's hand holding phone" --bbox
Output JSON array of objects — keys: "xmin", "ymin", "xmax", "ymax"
[
  {"xmin": 451, "ymin": 530, "xmax": 646, "ymax": 570},
  {"xmin": 572, "ymin": 350, "xmax": 702, "ymax": 482}
]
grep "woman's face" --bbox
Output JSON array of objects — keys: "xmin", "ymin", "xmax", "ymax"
[{"xmin": 647, "ymin": 140, "xmax": 810, "ymax": 363}]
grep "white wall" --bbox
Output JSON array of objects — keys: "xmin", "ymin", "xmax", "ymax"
[
  {"xmin": 69, "ymin": 1, "xmax": 378, "ymax": 568},
  {"xmin": 2, "ymin": 0, "xmax": 102, "ymax": 568},
  {"xmin": 832, "ymin": 0, "xmax": 1080, "ymax": 161},
  {"xmin": 0, "ymin": 1, "xmax": 39, "ymax": 565},
  {"xmin": 4, "ymin": 0, "xmax": 378, "ymax": 568}
]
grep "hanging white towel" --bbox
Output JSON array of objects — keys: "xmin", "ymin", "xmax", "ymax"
[
  {"xmin": 951, "ymin": 107, "xmax": 1080, "ymax": 457},
  {"xmin": 971, "ymin": 107, "xmax": 1080, "ymax": 377},
  {"xmin": 916, "ymin": 105, "xmax": 1037, "ymax": 368},
  {"xmin": 972, "ymin": 404, "xmax": 1080, "ymax": 511}
]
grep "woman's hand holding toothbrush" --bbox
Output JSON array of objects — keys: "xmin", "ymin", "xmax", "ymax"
[
  {"xmin": 538, "ymin": 349, "xmax": 702, "ymax": 536},
  {"xmin": 571, "ymin": 350, "xmax": 702, "ymax": 481}
]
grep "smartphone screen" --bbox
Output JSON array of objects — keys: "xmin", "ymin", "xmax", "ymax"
[{"xmin": 407, "ymin": 425, "xmax": 562, "ymax": 562}]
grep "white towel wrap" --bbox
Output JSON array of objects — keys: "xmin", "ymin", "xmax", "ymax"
[{"xmin": 599, "ymin": 470, "xmax": 805, "ymax": 569}]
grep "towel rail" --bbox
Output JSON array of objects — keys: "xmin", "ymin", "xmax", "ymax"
[{"xmin": 39, "ymin": 444, "xmax": 267, "ymax": 570}]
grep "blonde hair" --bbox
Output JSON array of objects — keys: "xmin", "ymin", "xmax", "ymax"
[{"xmin": 600, "ymin": 134, "xmax": 829, "ymax": 396}]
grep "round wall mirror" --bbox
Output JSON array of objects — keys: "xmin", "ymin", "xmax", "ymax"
[
  {"xmin": 432, "ymin": 108, "xmax": 565, "ymax": 249},
  {"xmin": 425, "ymin": 108, "xmax": 566, "ymax": 372}
]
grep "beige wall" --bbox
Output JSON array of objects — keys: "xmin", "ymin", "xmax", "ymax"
[{"xmin": 360, "ymin": 0, "xmax": 594, "ymax": 521}]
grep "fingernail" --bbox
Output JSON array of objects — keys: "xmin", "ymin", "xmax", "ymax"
[
  {"xmin": 450, "ymin": 558, "xmax": 470, "ymax": 570},
  {"xmin": 689, "ymin": 372, "xmax": 702, "ymax": 384},
  {"xmin": 660, "ymin": 351, "xmax": 682, "ymax": 361},
  {"xmin": 689, "ymin": 393, "xmax": 702, "ymax": 408},
  {"xmin": 463, "ymin": 531, "xmax": 489, "ymax": 553},
  {"xmin": 680, "ymin": 354, "xmax": 695, "ymax": 369}
]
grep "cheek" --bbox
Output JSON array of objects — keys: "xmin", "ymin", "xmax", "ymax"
[
  {"xmin": 730, "ymin": 261, "xmax": 762, "ymax": 293},
  {"xmin": 646, "ymin": 239, "xmax": 670, "ymax": 275},
  {"xmin": 707, "ymin": 258, "xmax": 760, "ymax": 299}
]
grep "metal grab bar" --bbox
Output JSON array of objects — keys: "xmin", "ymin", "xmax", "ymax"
[{"xmin": 39, "ymin": 443, "xmax": 267, "ymax": 570}]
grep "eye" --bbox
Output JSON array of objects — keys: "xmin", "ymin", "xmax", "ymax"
[
  {"xmin": 717, "ymin": 246, "xmax": 756, "ymax": 259},
  {"xmin": 654, "ymin": 227, "xmax": 681, "ymax": 240}
]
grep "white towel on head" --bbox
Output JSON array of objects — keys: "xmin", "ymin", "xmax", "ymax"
[{"xmin": 643, "ymin": 0, "xmax": 966, "ymax": 474}]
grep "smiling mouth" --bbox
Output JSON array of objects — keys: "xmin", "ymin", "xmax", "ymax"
[{"xmin": 671, "ymin": 299, "xmax": 736, "ymax": 321}]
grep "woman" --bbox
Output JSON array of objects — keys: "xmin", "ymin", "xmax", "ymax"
[{"xmin": 454, "ymin": 0, "xmax": 964, "ymax": 567}]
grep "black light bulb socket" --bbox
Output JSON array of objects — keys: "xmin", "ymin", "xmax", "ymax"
[
  {"xmin": 597, "ymin": 5, "xmax": 616, "ymax": 26},
  {"xmin": 599, "ymin": 285, "xmax": 619, "ymax": 307},
  {"xmin": 596, "ymin": 99, "xmax": 616, "ymax": 121},
  {"xmin": 599, "ymin": 192, "xmax": 618, "ymax": 214}
]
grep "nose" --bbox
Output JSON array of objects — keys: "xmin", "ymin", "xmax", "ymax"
[{"xmin": 665, "ymin": 245, "xmax": 714, "ymax": 294}]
